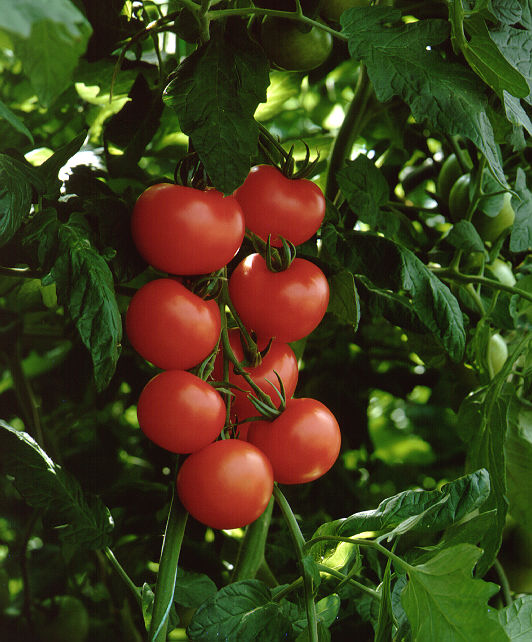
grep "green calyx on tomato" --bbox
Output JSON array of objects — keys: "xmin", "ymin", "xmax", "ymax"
[
  {"xmin": 131, "ymin": 183, "xmax": 245, "ymax": 276},
  {"xmin": 234, "ymin": 164, "xmax": 326, "ymax": 247},
  {"xmin": 259, "ymin": 17, "xmax": 333, "ymax": 72},
  {"xmin": 247, "ymin": 397, "xmax": 341, "ymax": 484},
  {"xmin": 176, "ymin": 439, "xmax": 274, "ymax": 529}
]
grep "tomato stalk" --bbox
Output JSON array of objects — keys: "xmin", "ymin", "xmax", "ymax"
[
  {"xmin": 273, "ymin": 485, "xmax": 319, "ymax": 642},
  {"xmin": 231, "ymin": 496, "xmax": 274, "ymax": 581},
  {"xmin": 148, "ymin": 487, "xmax": 189, "ymax": 642},
  {"xmin": 431, "ymin": 268, "xmax": 532, "ymax": 305}
]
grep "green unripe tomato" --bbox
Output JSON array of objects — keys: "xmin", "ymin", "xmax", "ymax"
[
  {"xmin": 474, "ymin": 192, "xmax": 515, "ymax": 242},
  {"xmin": 320, "ymin": 0, "xmax": 370, "ymax": 24},
  {"xmin": 36, "ymin": 596, "xmax": 89, "ymax": 642},
  {"xmin": 260, "ymin": 17, "xmax": 333, "ymax": 72},
  {"xmin": 487, "ymin": 333, "xmax": 508, "ymax": 378},
  {"xmin": 437, "ymin": 152, "xmax": 473, "ymax": 206},
  {"xmin": 448, "ymin": 173, "xmax": 471, "ymax": 221},
  {"xmin": 486, "ymin": 258, "xmax": 516, "ymax": 287}
]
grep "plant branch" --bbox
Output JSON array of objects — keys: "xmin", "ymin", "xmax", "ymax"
[
  {"xmin": 432, "ymin": 268, "xmax": 532, "ymax": 304},
  {"xmin": 315, "ymin": 563, "xmax": 381, "ymax": 600},
  {"xmin": 104, "ymin": 547, "xmax": 142, "ymax": 607},
  {"xmin": 273, "ymin": 485, "xmax": 318, "ymax": 642},
  {"xmin": 149, "ymin": 487, "xmax": 189, "ymax": 642},
  {"xmin": 231, "ymin": 497, "xmax": 274, "ymax": 582}
]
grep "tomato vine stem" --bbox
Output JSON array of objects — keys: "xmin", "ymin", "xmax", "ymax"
[
  {"xmin": 148, "ymin": 486, "xmax": 189, "ymax": 642},
  {"xmin": 231, "ymin": 497, "xmax": 274, "ymax": 582},
  {"xmin": 432, "ymin": 268, "xmax": 532, "ymax": 305},
  {"xmin": 273, "ymin": 485, "xmax": 319, "ymax": 642}
]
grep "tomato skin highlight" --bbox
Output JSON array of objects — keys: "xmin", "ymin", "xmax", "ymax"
[
  {"xmin": 131, "ymin": 183, "xmax": 245, "ymax": 275},
  {"xmin": 176, "ymin": 440, "xmax": 274, "ymax": 529},
  {"xmin": 228, "ymin": 254, "xmax": 329, "ymax": 343},
  {"xmin": 247, "ymin": 398, "xmax": 341, "ymax": 484},
  {"xmin": 137, "ymin": 370, "xmax": 226, "ymax": 454},
  {"xmin": 213, "ymin": 329, "xmax": 298, "ymax": 419},
  {"xmin": 233, "ymin": 165, "xmax": 325, "ymax": 247},
  {"xmin": 126, "ymin": 278, "xmax": 221, "ymax": 370}
]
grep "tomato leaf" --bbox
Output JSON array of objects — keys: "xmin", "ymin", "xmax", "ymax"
[
  {"xmin": 341, "ymin": 7, "xmax": 507, "ymax": 187},
  {"xmin": 186, "ymin": 579, "xmax": 292, "ymax": 641},
  {"xmin": 327, "ymin": 269, "xmax": 360, "ymax": 331},
  {"xmin": 0, "ymin": 0, "xmax": 92, "ymax": 107},
  {"xmin": 0, "ymin": 154, "xmax": 33, "ymax": 246},
  {"xmin": 338, "ymin": 231, "xmax": 466, "ymax": 361},
  {"xmin": 510, "ymin": 168, "xmax": 532, "ymax": 252},
  {"xmin": 163, "ymin": 20, "xmax": 270, "ymax": 194},
  {"xmin": 447, "ymin": 220, "xmax": 487, "ymax": 254},
  {"xmin": 0, "ymin": 420, "xmax": 114, "ymax": 551},
  {"xmin": 462, "ymin": 15, "xmax": 529, "ymax": 98},
  {"xmin": 497, "ymin": 595, "xmax": 532, "ymax": 641},
  {"xmin": 401, "ymin": 544, "xmax": 508, "ymax": 642},
  {"xmin": 374, "ymin": 558, "xmax": 394, "ymax": 642},
  {"xmin": 0, "ymin": 98, "xmax": 34, "ymax": 143},
  {"xmin": 173, "ymin": 569, "xmax": 218, "ymax": 608},
  {"xmin": 24, "ymin": 210, "xmax": 122, "ymax": 391},
  {"xmin": 505, "ymin": 396, "xmax": 532, "ymax": 531}
]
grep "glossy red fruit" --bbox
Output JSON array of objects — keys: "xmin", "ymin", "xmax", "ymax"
[
  {"xmin": 228, "ymin": 254, "xmax": 329, "ymax": 342},
  {"xmin": 247, "ymin": 398, "xmax": 341, "ymax": 484},
  {"xmin": 213, "ymin": 329, "xmax": 298, "ymax": 419},
  {"xmin": 126, "ymin": 278, "xmax": 221, "ymax": 370},
  {"xmin": 131, "ymin": 183, "xmax": 245, "ymax": 275},
  {"xmin": 176, "ymin": 440, "xmax": 274, "ymax": 529},
  {"xmin": 137, "ymin": 370, "xmax": 226, "ymax": 453},
  {"xmin": 234, "ymin": 165, "xmax": 325, "ymax": 247}
]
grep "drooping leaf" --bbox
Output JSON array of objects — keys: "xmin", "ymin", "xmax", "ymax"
[
  {"xmin": 163, "ymin": 19, "xmax": 269, "ymax": 193},
  {"xmin": 0, "ymin": 98, "xmax": 33, "ymax": 143},
  {"xmin": 498, "ymin": 595, "xmax": 532, "ymax": 641},
  {"xmin": 25, "ymin": 210, "xmax": 122, "ymax": 390},
  {"xmin": 462, "ymin": 15, "xmax": 528, "ymax": 98},
  {"xmin": 401, "ymin": 544, "xmax": 508, "ymax": 642},
  {"xmin": 0, "ymin": 154, "xmax": 33, "ymax": 246},
  {"xmin": 0, "ymin": 0, "xmax": 92, "ymax": 106},
  {"xmin": 490, "ymin": 26, "xmax": 532, "ymax": 104},
  {"xmin": 342, "ymin": 7, "xmax": 506, "ymax": 186},
  {"xmin": 173, "ymin": 569, "xmax": 218, "ymax": 608},
  {"xmin": 186, "ymin": 579, "xmax": 291, "ymax": 641},
  {"xmin": 337, "ymin": 231, "xmax": 466, "ymax": 361},
  {"xmin": 327, "ymin": 269, "xmax": 360, "ymax": 331},
  {"xmin": 447, "ymin": 220, "xmax": 487, "ymax": 254},
  {"xmin": 0, "ymin": 420, "xmax": 114, "ymax": 550}
]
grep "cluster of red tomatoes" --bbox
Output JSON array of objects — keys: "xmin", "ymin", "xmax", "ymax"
[{"xmin": 125, "ymin": 165, "xmax": 341, "ymax": 530}]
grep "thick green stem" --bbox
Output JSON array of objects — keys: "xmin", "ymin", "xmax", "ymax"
[
  {"xmin": 315, "ymin": 563, "xmax": 380, "ymax": 600},
  {"xmin": 325, "ymin": 64, "xmax": 373, "ymax": 202},
  {"xmin": 432, "ymin": 268, "xmax": 532, "ymax": 305},
  {"xmin": 273, "ymin": 486, "xmax": 318, "ymax": 642},
  {"xmin": 104, "ymin": 547, "xmax": 142, "ymax": 607},
  {"xmin": 232, "ymin": 497, "xmax": 274, "ymax": 581},
  {"xmin": 149, "ymin": 489, "xmax": 189, "ymax": 642}
]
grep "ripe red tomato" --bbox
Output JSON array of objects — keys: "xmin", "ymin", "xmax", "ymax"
[
  {"xmin": 131, "ymin": 183, "xmax": 245, "ymax": 275},
  {"xmin": 137, "ymin": 370, "xmax": 226, "ymax": 453},
  {"xmin": 247, "ymin": 398, "xmax": 341, "ymax": 484},
  {"xmin": 213, "ymin": 329, "xmax": 299, "ymax": 419},
  {"xmin": 228, "ymin": 254, "xmax": 329, "ymax": 342},
  {"xmin": 126, "ymin": 278, "xmax": 221, "ymax": 370},
  {"xmin": 176, "ymin": 439, "xmax": 274, "ymax": 529},
  {"xmin": 234, "ymin": 165, "xmax": 325, "ymax": 247}
]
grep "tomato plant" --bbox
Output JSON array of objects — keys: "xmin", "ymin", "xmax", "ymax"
[
  {"xmin": 320, "ymin": 0, "xmax": 370, "ymax": 24},
  {"xmin": 247, "ymin": 398, "xmax": 341, "ymax": 484},
  {"xmin": 137, "ymin": 370, "xmax": 225, "ymax": 453},
  {"xmin": 475, "ymin": 192, "xmax": 515, "ymax": 242},
  {"xmin": 125, "ymin": 278, "xmax": 221, "ymax": 370},
  {"xmin": 213, "ymin": 328, "xmax": 299, "ymax": 419},
  {"xmin": 487, "ymin": 333, "xmax": 508, "ymax": 378},
  {"xmin": 259, "ymin": 17, "xmax": 333, "ymax": 72},
  {"xmin": 233, "ymin": 165, "xmax": 325, "ymax": 247},
  {"xmin": 131, "ymin": 183, "xmax": 245, "ymax": 275},
  {"xmin": 176, "ymin": 440, "xmax": 274, "ymax": 529},
  {"xmin": 228, "ymin": 254, "xmax": 330, "ymax": 342}
]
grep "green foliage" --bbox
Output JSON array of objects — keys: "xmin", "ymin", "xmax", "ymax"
[{"xmin": 0, "ymin": 0, "xmax": 531, "ymax": 639}]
